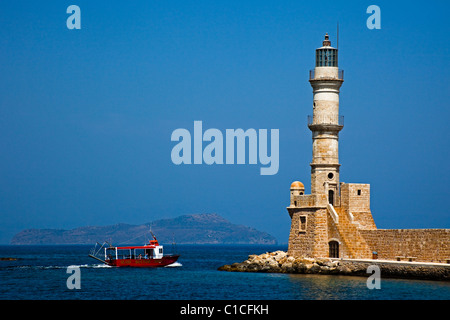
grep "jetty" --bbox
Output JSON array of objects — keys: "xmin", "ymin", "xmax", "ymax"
[{"xmin": 218, "ymin": 251, "xmax": 450, "ymax": 281}]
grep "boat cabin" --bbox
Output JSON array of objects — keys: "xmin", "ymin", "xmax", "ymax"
[{"xmin": 105, "ymin": 244, "xmax": 164, "ymax": 261}]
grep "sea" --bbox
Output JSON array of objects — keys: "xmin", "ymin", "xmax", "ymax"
[{"xmin": 0, "ymin": 244, "xmax": 449, "ymax": 302}]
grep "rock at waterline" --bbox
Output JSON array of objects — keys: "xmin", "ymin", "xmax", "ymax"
[{"xmin": 218, "ymin": 251, "xmax": 450, "ymax": 281}]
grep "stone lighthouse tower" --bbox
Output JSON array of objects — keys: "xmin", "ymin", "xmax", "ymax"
[
  {"xmin": 308, "ymin": 33, "xmax": 344, "ymax": 205},
  {"xmin": 285, "ymin": 34, "xmax": 449, "ymax": 263},
  {"xmin": 287, "ymin": 33, "xmax": 351, "ymax": 259}
]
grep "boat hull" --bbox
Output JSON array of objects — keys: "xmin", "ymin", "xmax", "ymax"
[{"xmin": 105, "ymin": 255, "xmax": 180, "ymax": 267}]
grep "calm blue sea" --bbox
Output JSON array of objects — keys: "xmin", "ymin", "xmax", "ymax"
[{"xmin": 0, "ymin": 244, "xmax": 449, "ymax": 300}]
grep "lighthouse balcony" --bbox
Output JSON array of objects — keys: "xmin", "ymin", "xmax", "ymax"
[
  {"xmin": 308, "ymin": 115, "xmax": 344, "ymax": 131},
  {"xmin": 309, "ymin": 69, "xmax": 344, "ymax": 81}
]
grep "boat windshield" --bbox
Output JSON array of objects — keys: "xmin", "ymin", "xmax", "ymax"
[{"xmin": 106, "ymin": 247, "xmax": 115, "ymax": 260}]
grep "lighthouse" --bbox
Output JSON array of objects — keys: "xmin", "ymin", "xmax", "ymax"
[
  {"xmin": 285, "ymin": 34, "xmax": 449, "ymax": 263},
  {"xmin": 286, "ymin": 33, "xmax": 348, "ymax": 258},
  {"xmin": 287, "ymin": 34, "xmax": 376, "ymax": 259},
  {"xmin": 308, "ymin": 33, "xmax": 344, "ymax": 204}
]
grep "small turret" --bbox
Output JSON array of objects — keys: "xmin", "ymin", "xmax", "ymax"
[{"xmin": 290, "ymin": 181, "xmax": 305, "ymax": 207}]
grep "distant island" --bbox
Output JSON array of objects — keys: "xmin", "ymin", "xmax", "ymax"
[{"xmin": 10, "ymin": 213, "xmax": 277, "ymax": 245}]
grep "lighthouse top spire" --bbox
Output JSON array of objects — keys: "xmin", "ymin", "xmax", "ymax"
[{"xmin": 323, "ymin": 33, "xmax": 331, "ymax": 47}]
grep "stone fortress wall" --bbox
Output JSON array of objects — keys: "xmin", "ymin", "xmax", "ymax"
[
  {"xmin": 288, "ymin": 182, "xmax": 450, "ymax": 263},
  {"xmin": 359, "ymin": 229, "xmax": 449, "ymax": 263}
]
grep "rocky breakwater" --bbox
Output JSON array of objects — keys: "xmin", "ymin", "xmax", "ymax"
[
  {"xmin": 218, "ymin": 251, "xmax": 343, "ymax": 274},
  {"xmin": 218, "ymin": 251, "xmax": 450, "ymax": 281}
]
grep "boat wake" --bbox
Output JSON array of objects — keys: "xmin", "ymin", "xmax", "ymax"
[
  {"xmin": 8, "ymin": 262, "xmax": 179, "ymax": 270},
  {"xmin": 6, "ymin": 263, "xmax": 112, "ymax": 270},
  {"xmin": 165, "ymin": 261, "xmax": 182, "ymax": 267},
  {"xmin": 68, "ymin": 264, "xmax": 112, "ymax": 269}
]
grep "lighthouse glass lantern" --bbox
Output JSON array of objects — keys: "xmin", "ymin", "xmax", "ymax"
[{"xmin": 315, "ymin": 33, "xmax": 337, "ymax": 67}]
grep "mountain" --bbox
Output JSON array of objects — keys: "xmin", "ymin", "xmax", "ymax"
[{"xmin": 10, "ymin": 213, "xmax": 277, "ymax": 245}]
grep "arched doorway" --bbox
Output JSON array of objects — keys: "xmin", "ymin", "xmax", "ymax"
[
  {"xmin": 328, "ymin": 190, "xmax": 334, "ymax": 205},
  {"xmin": 329, "ymin": 240, "xmax": 339, "ymax": 258}
]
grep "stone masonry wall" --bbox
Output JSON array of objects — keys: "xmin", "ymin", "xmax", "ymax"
[
  {"xmin": 340, "ymin": 183, "xmax": 370, "ymax": 211},
  {"xmin": 340, "ymin": 183, "xmax": 376, "ymax": 230},
  {"xmin": 330, "ymin": 206, "xmax": 373, "ymax": 259},
  {"xmin": 288, "ymin": 208, "xmax": 329, "ymax": 258},
  {"xmin": 360, "ymin": 229, "xmax": 450, "ymax": 263}
]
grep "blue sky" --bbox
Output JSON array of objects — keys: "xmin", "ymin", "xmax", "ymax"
[{"xmin": 0, "ymin": 1, "xmax": 449, "ymax": 243}]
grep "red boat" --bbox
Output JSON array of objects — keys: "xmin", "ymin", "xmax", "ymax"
[{"xmin": 89, "ymin": 233, "xmax": 180, "ymax": 268}]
